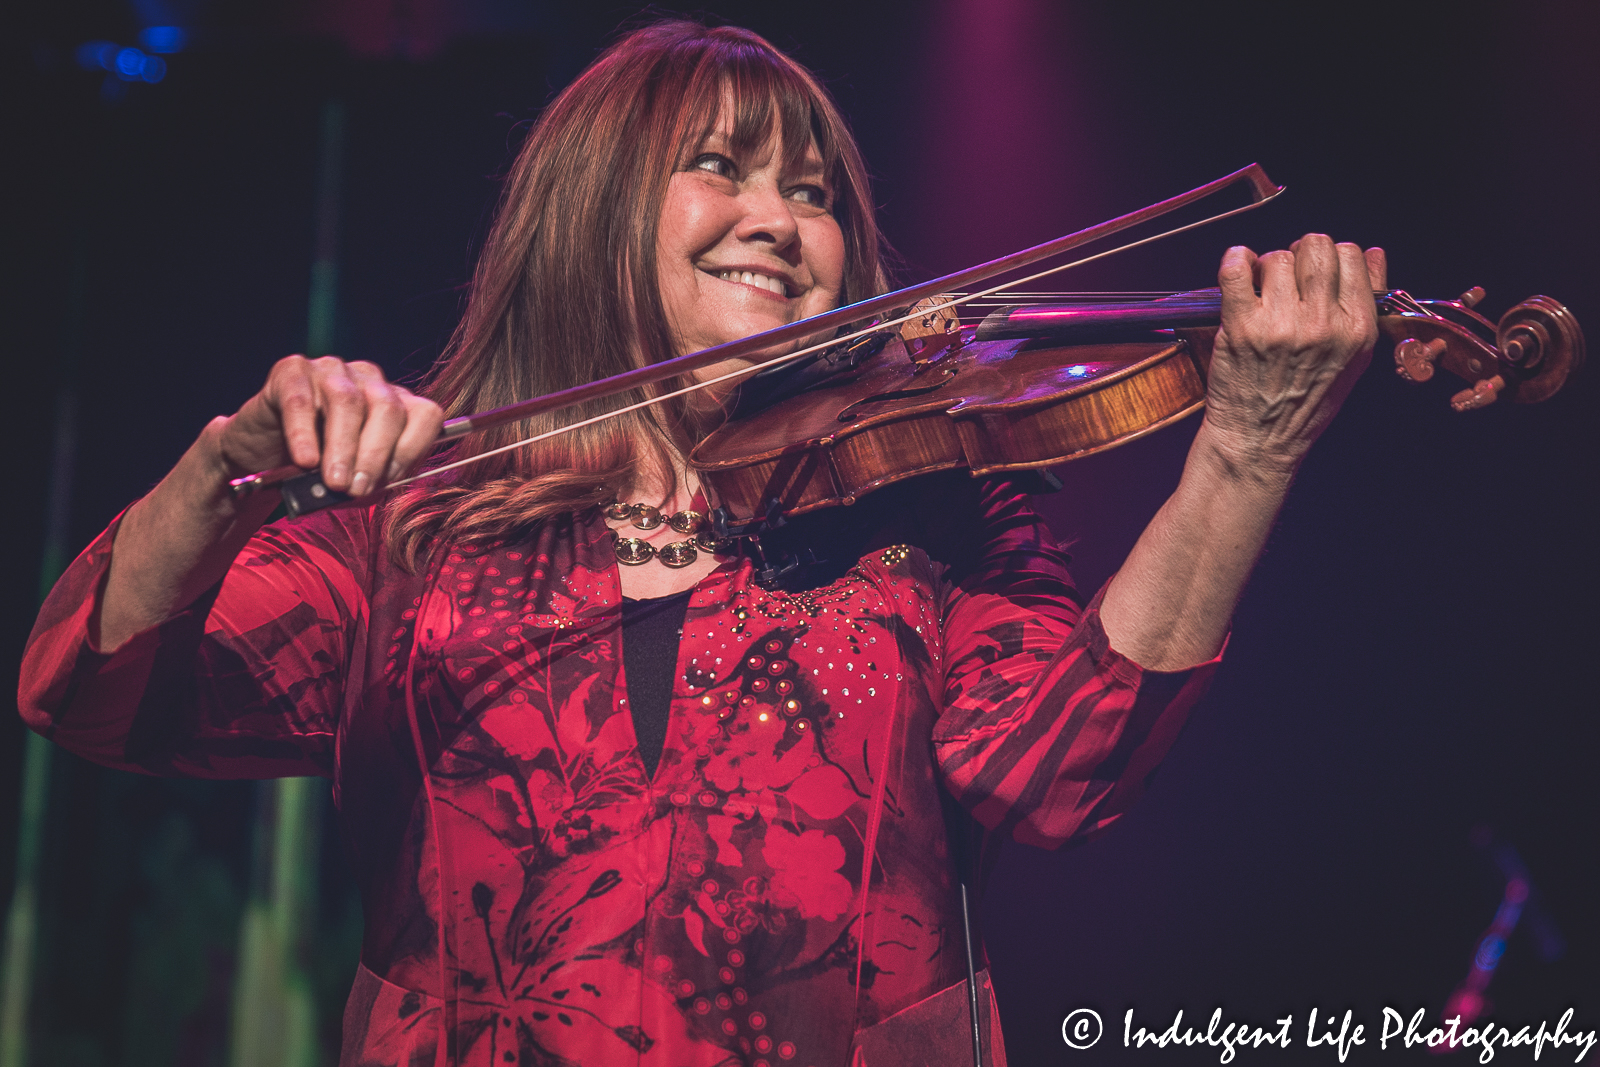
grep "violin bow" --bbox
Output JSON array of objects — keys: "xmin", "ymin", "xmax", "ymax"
[{"xmin": 231, "ymin": 163, "xmax": 1283, "ymax": 508}]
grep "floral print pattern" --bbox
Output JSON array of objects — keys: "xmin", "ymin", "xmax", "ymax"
[{"xmin": 22, "ymin": 480, "xmax": 1217, "ymax": 1065}]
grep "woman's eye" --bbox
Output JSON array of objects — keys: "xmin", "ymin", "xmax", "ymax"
[
  {"xmin": 690, "ymin": 153, "xmax": 736, "ymax": 178},
  {"xmin": 788, "ymin": 184, "xmax": 831, "ymax": 210}
]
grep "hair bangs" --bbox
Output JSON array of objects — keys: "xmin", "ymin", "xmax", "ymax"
[
  {"xmin": 671, "ymin": 38, "xmax": 846, "ymax": 194},
  {"xmin": 382, "ymin": 19, "xmax": 890, "ymax": 570}
]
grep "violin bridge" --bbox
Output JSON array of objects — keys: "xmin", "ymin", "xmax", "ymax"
[{"xmin": 900, "ymin": 293, "xmax": 963, "ymax": 365}]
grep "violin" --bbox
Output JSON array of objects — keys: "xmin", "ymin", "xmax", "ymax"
[
  {"xmin": 228, "ymin": 163, "xmax": 1584, "ymax": 530},
  {"xmin": 691, "ymin": 284, "xmax": 1584, "ymax": 536}
]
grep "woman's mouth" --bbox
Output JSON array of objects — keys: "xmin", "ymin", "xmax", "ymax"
[{"xmin": 707, "ymin": 268, "xmax": 792, "ymax": 298}]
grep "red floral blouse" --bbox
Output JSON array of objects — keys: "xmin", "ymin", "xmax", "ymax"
[{"xmin": 21, "ymin": 476, "xmax": 1216, "ymax": 1066}]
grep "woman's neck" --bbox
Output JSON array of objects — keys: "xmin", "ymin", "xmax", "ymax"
[{"xmin": 618, "ymin": 456, "xmax": 701, "ymax": 513}]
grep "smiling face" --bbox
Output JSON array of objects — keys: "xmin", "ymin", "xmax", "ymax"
[{"xmin": 655, "ymin": 104, "xmax": 846, "ymax": 380}]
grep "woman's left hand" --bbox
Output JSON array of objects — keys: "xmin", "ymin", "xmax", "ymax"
[
  {"xmin": 1201, "ymin": 234, "xmax": 1387, "ymax": 477},
  {"xmin": 1099, "ymin": 235, "xmax": 1387, "ymax": 670}
]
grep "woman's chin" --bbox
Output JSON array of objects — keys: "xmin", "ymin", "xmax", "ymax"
[
  {"xmin": 679, "ymin": 312, "xmax": 842, "ymax": 373},
  {"xmin": 688, "ymin": 356, "xmax": 758, "ymax": 388}
]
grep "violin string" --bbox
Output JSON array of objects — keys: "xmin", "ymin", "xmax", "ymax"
[
  {"xmin": 951, "ymin": 292, "xmax": 1187, "ymax": 318},
  {"xmin": 946, "ymin": 291, "xmax": 1182, "ymax": 299},
  {"xmin": 386, "ymin": 201, "xmax": 1262, "ymax": 491}
]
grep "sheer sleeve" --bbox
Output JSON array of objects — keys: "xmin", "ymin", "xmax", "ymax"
[
  {"xmin": 929, "ymin": 479, "xmax": 1219, "ymax": 848},
  {"xmin": 18, "ymin": 507, "xmax": 374, "ymax": 779}
]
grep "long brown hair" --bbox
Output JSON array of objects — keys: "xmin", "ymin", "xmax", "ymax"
[{"xmin": 383, "ymin": 20, "xmax": 888, "ymax": 569}]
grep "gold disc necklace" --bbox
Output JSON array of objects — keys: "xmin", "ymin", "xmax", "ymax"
[{"xmin": 605, "ymin": 502, "xmax": 730, "ymax": 568}]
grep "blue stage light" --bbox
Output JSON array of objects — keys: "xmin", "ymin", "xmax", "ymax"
[
  {"xmin": 139, "ymin": 26, "xmax": 187, "ymax": 53},
  {"xmin": 76, "ymin": 41, "xmax": 118, "ymax": 70},
  {"xmin": 75, "ymin": 38, "xmax": 170, "ymax": 90},
  {"xmin": 114, "ymin": 47, "xmax": 145, "ymax": 78}
]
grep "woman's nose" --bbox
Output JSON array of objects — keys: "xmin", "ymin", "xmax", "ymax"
[{"xmin": 732, "ymin": 182, "xmax": 798, "ymax": 251}]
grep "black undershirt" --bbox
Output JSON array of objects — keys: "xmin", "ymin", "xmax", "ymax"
[
  {"xmin": 615, "ymin": 471, "xmax": 1070, "ymax": 779},
  {"xmin": 620, "ymin": 589, "xmax": 693, "ymax": 777}
]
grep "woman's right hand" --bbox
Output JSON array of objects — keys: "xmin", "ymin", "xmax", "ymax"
[
  {"xmin": 96, "ymin": 357, "xmax": 440, "ymax": 650},
  {"xmin": 220, "ymin": 355, "xmax": 445, "ymax": 498}
]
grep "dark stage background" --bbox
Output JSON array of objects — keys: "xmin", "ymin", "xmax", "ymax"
[{"xmin": 4, "ymin": 2, "xmax": 1596, "ymax": 1064}]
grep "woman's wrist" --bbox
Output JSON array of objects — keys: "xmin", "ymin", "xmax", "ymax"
[
  {"xmin": 99, "ymin": 419, "xmax": 280, "ymax": 650},
  {"xmin": 1187, "ymin": 416, "xmax": 1304, "ymax": 496},
  {"xmin": 188, "ymin": 416, "xmax": 282, "ymax": 527}
]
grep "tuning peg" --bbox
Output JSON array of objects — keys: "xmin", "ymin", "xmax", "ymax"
[
  {"xmin": 1394, "ymin": 337, "xmax": 1446, "ymax": 382},
  {"xmin": 1458, "ymin": 286, "xmax": 1486, "ymax": 309},
  {"xmin": 1450, "ymin": 375, "xmax": 1504, "ymax": 412}
]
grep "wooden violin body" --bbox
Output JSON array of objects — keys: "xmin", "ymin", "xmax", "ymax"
[
  {"xmin": 693, "ymin": 331, "xmax": 1208, "ymax": 523},
  {"xmin": 691, "ymin": 288, "xmax": 1584, "ymax": 528}
]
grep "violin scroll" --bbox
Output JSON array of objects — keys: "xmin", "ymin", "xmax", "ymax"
[
  {"xmin": 1379, "ymin": 289, "xmax": 1584, "ymax": 410},
  {"xmin": 1494, "ymin": 295, "xmax": 1585, "ymax": 403}
]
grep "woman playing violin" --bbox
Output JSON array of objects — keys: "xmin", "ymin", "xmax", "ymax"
[{"xmin": 22, "ymin": 19, "xmax": 1386, "ymax": 1066}]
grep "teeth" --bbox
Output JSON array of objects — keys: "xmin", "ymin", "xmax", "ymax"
[{"xmin": 717, "ymin": 270, "xmax": 787, "ymax": 297}]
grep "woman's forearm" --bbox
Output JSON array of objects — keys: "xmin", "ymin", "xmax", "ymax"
[
  {"xmin": 94, "ymin": 356, "xmax": 444, "ymax": 652},
  {"xmin": 95, "ymin": 417, "xmax": 282, "ymax": 652},
  {"xmin": 1098, "ymin": 418, "xmax": 1298, "ymax": 671},
  {"xmin": 1100, "ymin": 238, "xmax": 1383, "ymax": 671}
]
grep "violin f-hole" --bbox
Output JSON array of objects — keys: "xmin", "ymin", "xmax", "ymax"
[{"xmin": 835, "ymin": 364, "xmax": 960, "ymax": 423}]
